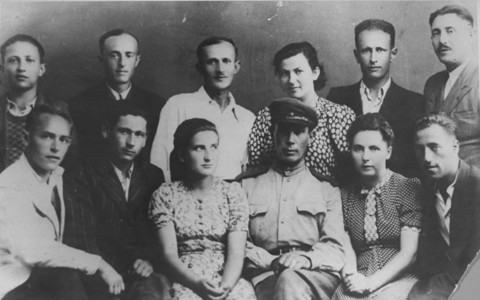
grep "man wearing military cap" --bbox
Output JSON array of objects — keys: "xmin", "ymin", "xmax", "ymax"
[{"xmin": 238, "ymin": 98, "xmax": 345, "ymax": 299}]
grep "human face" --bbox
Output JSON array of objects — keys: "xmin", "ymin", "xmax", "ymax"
[
  {"xmin": 276, "ymin": 53, "xmax": 320, "ymax": 103},
  {"xmin": 354, "ymin": 30, "xmax": 396, "ymax": 84},
  {"xmin": 414, "ymin": 124, "xmax": 459, "ymax": 181},
  {"xmin": 2, "ymin": 41, "xmax": 45, "ymax": 93},
  {"xmin": 182, "ymin": 130, "xmax": 219, "ymax": 178},
  {"xmin": 198, "ymin": 41, "xmax": 239, "ymax": 92},
  {"xmin": 100, "ymin": 34, "xmax": 140, "ymax": 88},
  {"xmin": 351, "ymin": 130, "xmax": 391, "ymax": 182},
  {"xmin": 104, "ymin": 115, "xmax": 147, "ymax": 163},
  {"xmin": 25, "ymin": 113, "xmax": 72, "ymax": 180},
  {"xmin": 273, "ymin": 122, "xmax": 310, "ymax": 168},
  {"xmin": 431, "ymin": 13, "xmax": 474, "ymax": 71}
]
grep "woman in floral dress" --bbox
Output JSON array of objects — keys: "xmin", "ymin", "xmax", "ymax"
[
  {"xmin": 247, "ymin": 41, "xmax": 355, "ymax": 179},
  {"xmin": 148, "ymin": 118, "xmax": 256, "ymax": 300},
  {"xmin": 332, "ymin": 113, "xmax": 422, "ymax": 300}
]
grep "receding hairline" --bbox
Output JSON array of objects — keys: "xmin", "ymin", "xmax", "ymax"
[{"xmin": 100, "ymin": 32, "xmax": 139, "ymax": 54}]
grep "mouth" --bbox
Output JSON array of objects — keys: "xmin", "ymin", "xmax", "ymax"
[
  {"xmin": 438, "ymin": 47, "xmax": 452, "ymax": 54},
  {"xmin": 121, "ymin": 149, "xmax": 136, "ymax": 156},
  {"xmin": 202, "ymin": 164, "xmax": 214, "ymax": 169},
  {"xmin": 367, "ymin": 66, "xmax": 381, "ymax": 71},
  {"xmin": 361, "ymin": 165, "xmax": 373, "ymax": 169},
  {"xmin": 15, "ymin": 75, "xmax": 29, "ymax": 80},
  {"xmin": 283, "ymin": 149, "xmax": 298, "ymax": 155},
  {"xmin": 214, "ymin": 76, "xmax": 228, "ymax": 80},
  {"xmin": 46, "ymin": 155, "xmax": 60, "ymax": 161}
]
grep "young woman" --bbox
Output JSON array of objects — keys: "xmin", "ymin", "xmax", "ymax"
[
  {"xmin": 148, "ymin": 118, "xmax": 255, "ymax": 300},
  {"xmin": 247, "ymin": 41, "xmax": 356, "ymax": 179},
  {"xmin": 332, "ymin": 113, "xmax": 421, "ymax": 300}
]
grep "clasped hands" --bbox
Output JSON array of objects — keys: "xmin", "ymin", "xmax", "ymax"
[
  {"xmin": 270, "ymin": 252, "xmax": 312, "ymax": 274},
  {"xmin": 193, "ymin": 278, "xmax": 231, "ymax": 300},
  {"xmin": 342, "ymin": 272, "xmax": 373, "ymax": 296},
  {"xmin": 98, "ymin": 258, "xmax": 153, "ymax": 295}
]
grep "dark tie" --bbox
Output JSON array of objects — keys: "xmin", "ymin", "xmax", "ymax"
[
  {"xmin": 118, "ymin": 94, "xmax": 123, "ymax": 101},
  {"xmin": 51, "ymin": 186, "xmax": 61, "ymax": 222}
]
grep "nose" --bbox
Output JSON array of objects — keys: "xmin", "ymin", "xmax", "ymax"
[
  {"xmin": 51, "ymin": 138, "xmax": 59, "ymax": 153},
  {"xmin": 438, "ymin": 31, "xmax": 448, "ymax": 45},
  {"xmin": 423, "ymin": 148, "xmax": 433, "ymax": 163},
  {"xmin": 126, "ymin": 134, "xmax": 135, "ymax": 147},
  {"xmin": 17, "ymin": 59, "xmax": 26, "ymax": 72},
  {"xmin": 370, "ymin": 51, "xmax": 378, "ymax": 64},
  {"xmin": 118, "ymin": 54, "xmax": 125, "ymax": 67},
  {"xmin": 362, "ymin": 149, "xmax": 371, "ymax": 161},
  {"xmin": 288, "ymin": 73, "xmax": 298, "ymax": 85},
  {"xmin": 204, "ymin": 149, "xmax": 211, "ymax": 162}
]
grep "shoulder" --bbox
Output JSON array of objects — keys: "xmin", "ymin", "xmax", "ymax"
[
  {"xmin": 68, "ymin": 83, "xmax": 105, "ymax": 108},
  {"xmin": 328, "ymin": 83, "xmax": 359, "ymax": 97},
  {"xmin": 425, "ymin": 71, "xmax": 447, "ymax": 90},
  {"xmin": 235, "ymin": 166, "xmax": 270, "ymax": 182},
  {"xmin": 139, "ymin": 163, "xmax": 165, "ymax": 185},
  {"xmin": 390, "ymin": 81, "xmax": 423, "ymax": 99},
  {"xmin": 130, "ymin": 84, "xmax": 165, "ymax": 103},
  {"xmin": 390, "ymin": 172, "xmax": 421, "ymax": 191},
  {"xmin": 233, "ymin": 104, "xmax": 255, "ymax": 122},
  {"xmin": 309, "ymin": 167, "xmax": 338, "ymax": 187},
  {"xmin": 319, "ymin": 97, "xmax": 355, "ymax": 121}
]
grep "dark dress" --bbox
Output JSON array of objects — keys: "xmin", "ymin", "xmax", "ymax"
[{"xmin": 333, "ymin": 171, "xmax": 422, "ymax": 300}]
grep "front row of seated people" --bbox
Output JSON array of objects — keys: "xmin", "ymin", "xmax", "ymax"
[{"xmin": 0, "ymin": 98, "xmax": 479, "ymax": 300}]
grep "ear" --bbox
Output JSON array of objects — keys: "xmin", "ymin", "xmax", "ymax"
[
  {"xmin": 101, "ymin": 125, "xmax": 109, "ymax": 139},
  {"xmin": 386, "ymin": 145, "xmax": 393, "ymax": 160},
  {"xmin": 234, "ymin": 60, "xmax": 241, "ymax": 74},
  {"xmin": 354, "ymin": 49, "xmax": 360, "ymax": 64},
  {"xmin": 134, "ymin": 54, "xmax": 141, "ymax": 68},
  {"xmin": 178, "ymin": 150, "xmax": 185, "ymax": 163},
  {"xmin": 38, "ymin": 63, "xmax": 46, "ymax": 78},
  {"xmin": 453, "ymin": 138, "xmax": 460, "ymax": 154},
  {"xmin": 312, "ymin": 66, "xmax": 320, "ymax": 81},
  {"xmin": 390, "ymin": 47, "xmax": 398, "ymax": 63}
]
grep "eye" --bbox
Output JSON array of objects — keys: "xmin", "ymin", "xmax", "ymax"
[
  {"xmin": 135, "ymin": 131, "xmax": 146, "ymax": 138},
  {"xmin": 109, "ymin": 53, "xmax": 120, "ymax": 60},
  {"xmin": 447, "ymin": 28, "xmax": 455, "ymax": 34},
  {"xmin": 222, "ymin": 58, "xmax": 232, "ymax": 64},
  {"xmin": 7, "ymin": 57, "xmax": 18, "ymax": 64},
  {"xmin": 352, "ymin": 145, "xmax": 362, "ymax": 152},
  {"xmin": 294, "ymin": 69, "xmax": 303, "ymax": 75},
  {"xmin": 60, "ymin": 136, "xmax": 72, "ymax": 144},
  {"xmin": 26, "ymin": 57, "xmax": 35, "ymax": 63}
]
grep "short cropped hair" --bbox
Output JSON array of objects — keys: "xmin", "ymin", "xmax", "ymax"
[
  {"xmin": 1, "ymin": 34, "xmax": 45, "ymax": 63},
  {"xmin": 104, "ymin": 102, "xmax": 148, "ymax": 130},
  {"xmin": 414, "ymin": 113, "xmax": 457, "ymax": 138},
  {"xmin": 196, "ymin": 36, "xmax": 239, "ymax": 62},
  {"xmin": 99, "ymin": 28, "xmax": 140, "ymax": 54},
  {"xmin": 429, "ymin": 4, "xmax": 474, "ymax": 27},
  {"xmin": 355, "ymin": 19, "xmax": 396, "ymax": 48},
  {"xmin": 25, "ymin": 103, "xmax": 73, "ymax": 133},
  {"xmin": 347, "ymin": 113, "xmax": 395, "ymax": 147},
  {"xmin": 273, "ymin": 42, "xmax": 327, "ymax": 91}
]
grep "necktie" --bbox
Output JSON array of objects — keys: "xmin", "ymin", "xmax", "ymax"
[
  {"xmin": 362, "ymin": 189, "xmax": 379, "ymax": 244},
  {"xmin": 51, "ymin": 186, "xmax": 61, "ymax": 222},
  {"xmin": 118, "ymin": 94, "xmax": 123, "ymax": 101}
]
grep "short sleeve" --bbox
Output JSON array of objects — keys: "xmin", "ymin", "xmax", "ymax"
[
  {"xmin": 247, "ymin": 107, "xmax": 274, "ymax": 168},
  {"xmin": 148, "ymin": 183, "xmax": 175, "ymax": 229},
  {"xmin": 225, "ymin": 181, "xmax": 249, "ymax": 232},
  {"xmin": 398, "ymin": 178, "xmax": 423, "ymax": 229}
]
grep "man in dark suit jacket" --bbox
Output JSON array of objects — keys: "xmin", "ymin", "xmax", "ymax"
[
  {"xmin": 408, "ymin": 113, "xmax": 480, "ymax": 300},
  {"xmin": 68, "ymin": 28, "xmax": 164, "ymax": 162},
  {"xmin": 424, "ymin": 5, "xmax": 480, "ymax": 169},
  {"xmin": 328, "ymin": 19, "xmax": 424, "ymax": 178},
  {"xmin": 64, "ymin": 103, "xmax": 168, "ymax": 300}
]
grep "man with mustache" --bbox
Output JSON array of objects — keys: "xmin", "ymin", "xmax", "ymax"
[
  {"xmin": 0, "ymin": 104, "xmax": 123, "ymax": 299},
  {"xmin": 238, "ymin": 98, "xmax": 345, "ymax": 300},
  {"xmin": 409, "ymin": 113, "xmax": 480, "ymax": 300},
  {"xmin": 0, "ymin": 34, "xmax": 63, "ymax": 173},
  {"xmin": 69, "ymin": 29, "xmax": 164, "ymax": 162},
  {"xmin": 65, "ymin": 103, "xmax": 169, "ymax": 299},
  {"xmin": 328, "ymin": 19, "xmax": 424, "ymax": 178},
  {"xmin": 150, "ymin": 36, "xmax": 255, "ymax": 182},
  {"xmin": 424, "ymin": 5, "xmax": 480, "ymax": 169}
]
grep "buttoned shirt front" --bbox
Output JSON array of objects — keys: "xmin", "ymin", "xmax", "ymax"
[
  {"xmin": 434, "ymin": 172, "xmax": 458, "ymax": 245},
  {"xmin": 241, "ymin": 164, "xmax": 345, "ymax": 285},
  {"xmin": 151, "ymin": 86, "xmax": 255, "ymax": 181},
  {"xmin": 112, "ymin": 162, "xmax": 133, "ymax": 199},
  {"xmin": 7, "ymin": 95, "xmax": 37, "ymax": 117},
  {"xmin": 360, "ymin": 78, "xmax": 391, "ymax": 113}
]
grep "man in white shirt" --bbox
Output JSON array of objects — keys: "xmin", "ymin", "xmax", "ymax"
[
  {"xmin": 328, "ymin": 19, "xmax": 424, "ymax": 178},
  {"xmin": 151, "ymin": 36, "xmax": 255, "ymax": 182},
  {"xmin": 424, "ymin": 4, "xmax": 480, "ymax": 169},
  {"xmin": 410, "ymin": 113, "xmax": 480, "ymax": 300},
  {"xmin": 0, "ymin": 104, "xmax": 123, "ymax": 299}
]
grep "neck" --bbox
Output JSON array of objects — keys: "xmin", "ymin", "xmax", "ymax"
[
  {"xmin": 204, "ymin": 84, "xmax": 230, "ymax": 111},
  {"xmin": 301, "ymin": 91, "xmax": 318, "ymax": 107},
  {"xmin": 273, "ymin": 158, "xmax": 306, "ymax": 173},
  {"xmin": 184, "ymin": 174, "xmax": 214, "ymax": 193},
  {"xmin": 111, "ymin": 158, "xmax": 133, "ymax": 176},
  {"xmin": 8, "ymin": 88, "xmax": 37, "ymax": 108},
  {"xmin": 107, "ymin": 80, "xmax": 131, "ymax": 94},
  {"xmin": 25, "ymin": 153, "xmax": 51, "ymax": 183},
  {"xmin": 437, "ymin": 159, "xmax": 460, "ymax": 190},
  {"xmin": 361, "ymin": 167, "xmax": 388, "ymax": 189},
  {"xmin": 363, "ymin": 75, "xmax": 390, "ymax": 94}
]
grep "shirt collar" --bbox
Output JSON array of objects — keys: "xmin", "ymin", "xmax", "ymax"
[
  {"xmin": 111, "ymin": 162, "xmax": 134, "ymax": 180},
  {"xmin": 7, "ymin": 95, "xmax": 38, "ymax": 117},
  {"xmin": 434, "ymin": 170, "xmax": 459, "ymax": 200},
  {"xmin": 19, "ymin": 153, "xmax": 64, "ymax": 186},
  {"xmin": 271, "ymin": 160, "xmax": 307, "ymax": 177},
  {"xmin": 106, "ymin": 82, "xmax": 132, "ymax": 100},
  {"xmin": 199, "ymin": 86, "xmax": 237, "ymax": 111},
  {"xmin": 360, "ymin": 78, "xmax": 392, "ymax": 101},
  {"xmin": 360, "ymin": 169, "xmax": 393, "ymax": 195},
  {"xmin": 447, "ymin": 58, "xmax": 470, "ymax": 84}
]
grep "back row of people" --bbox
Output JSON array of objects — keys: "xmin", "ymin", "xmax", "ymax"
[{"xmin": 0, "ymin": 3, "xmax": 478, "ymax": 300}]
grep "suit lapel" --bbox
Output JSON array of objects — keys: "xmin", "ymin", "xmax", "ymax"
[
  {"xmin": 351, "ymin": 82, "xmax": 363, "ymax": 115},
  {"xmin": 379, "ymin": 81, "xmax": 397, "ymax": 117},
  {"xmin": 449, "ymin": 161, "xmax": 470, "ymax": 251},
  {"xmin": 442, "ymin": 59, "xmax": 476, "ymax": 114},
  {"xmin": 97, "ymin": 161, "xmax": 128, "ymax": 212},
  {"xmin": 127, "ymin": 164, "xmax": 147, "ymax": 211}
]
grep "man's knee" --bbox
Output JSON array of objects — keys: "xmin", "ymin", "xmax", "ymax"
[
  {"xmin": 126, "ymin": 272, "xmax": 172, "ymax": 300},
  {"xmin": 274, "ymin": 269, "xmax": 311, "ymax": 299}
]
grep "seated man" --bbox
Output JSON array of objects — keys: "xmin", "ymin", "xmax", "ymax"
[
  {"xmin": 0, "ymin": 104, "xmax": 122, "ymax": 300},
  {"xmin": 409, "ymin": 113, "xmax": 480, "ymax": 300},
  {"xmin": 65, "ymin": 102, "xmax": 168, "ymax": 300},
  {"xmin": 238, "ymin": 98, "xmax": 345, "ymax": 300}
]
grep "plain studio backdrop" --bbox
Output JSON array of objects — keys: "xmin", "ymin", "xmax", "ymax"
[{"xmin": 0, "ymin": 1, "xmax": 477, "ymax": 114}]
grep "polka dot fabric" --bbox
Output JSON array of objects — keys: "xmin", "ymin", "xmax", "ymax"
[{"xmin": 247, "ymin": 97, "xmax": 355, "ymax": 178}]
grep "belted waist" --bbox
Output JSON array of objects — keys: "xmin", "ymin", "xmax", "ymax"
[
  {"xmin": 357, "ymin": 243, "xmax": 399, "ymax": 253},
  {"xmin": 270, "ymin": 245, "xmax": 312, "ymax": 255}
]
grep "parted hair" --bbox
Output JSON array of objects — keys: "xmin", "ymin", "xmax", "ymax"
[
  {"xmin": 429, "ymin": 4, "xmax": 474, "ymax": 27},
  {"xmin": 355, "ymin": 19, "xmax": 396, "ymax": 48},
  {"xmin": 99, "ymin": 28, "xmax": 140, "ymax": 54}
]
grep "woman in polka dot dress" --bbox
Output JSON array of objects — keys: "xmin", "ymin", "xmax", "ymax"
[
  {"xmin": 332, "ymin": 114, "xmax": 422, "ymax": 300},
  {"xmin": 247, "ymin": 41, "xmax": 356, "ymax": 179}
]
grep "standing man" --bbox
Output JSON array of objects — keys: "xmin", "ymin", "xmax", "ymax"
[
  {"xmin": 409, "ymin": 113, "xmax": 480, "ymax": 300},
  {"xmin": 0, "ymin": 34, "xmax": 60, "ymax": 172},
  {"xmin": 424, "ymin": 4, "xmax": 480, "ymax": 168},
  {"xmin": 151, "ymin": 36, "xmax": 255, "ymax": 182},
  {"xmin": 0, "ymin": 104, "xmax": 123, "ymax": 299},
  {"xmin": 69, "ymin": 29, "xmax": 164, "ymax": 161},
  {"xmin": 239, "ymin": 98, "xmax": 345, "ymax": 300},
  {"xmin": 328, "ymin": 19, "xmax": 424, "ymax": 178},
  {"xmin": 66, "ymin": 103, "xmax": 168, "ymax": 300}
]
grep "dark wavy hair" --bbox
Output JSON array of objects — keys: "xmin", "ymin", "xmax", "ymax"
[
  {"xmin": 347, "ymin": 113, "xmax": 395, "ymax": 148},
  {"xmin": 273, "ymin": 41, "xmax": 327, "ymax": 91},
  {"xmin": 1, "ymin": 34, "xmax": 45, "ymax": 63},
  {"xmin": 170, "ymin": 118, "xmax": 219, "ymax": 182}
]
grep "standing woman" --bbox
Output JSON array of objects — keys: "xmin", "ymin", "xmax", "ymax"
[
  {"xmin": 248, "ymin": 42, "xmax": 356, "ymax": 179},
  {"xmin": 332, "ymin": 113, "xmax": 421, "ymax": 300},
  {"xmin": 148, "ymin": 118, "xmax": 255, "ymax": 300}
]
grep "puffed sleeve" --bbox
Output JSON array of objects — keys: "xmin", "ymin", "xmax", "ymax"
[
  {"xmin": 247, "ymin": 107, "xmax": 274, "ymax": 168},
  {"xmin": 226, "ymin": 181, "xmax": 249, "ymax": 232},
  {"xmin": 148, "ymin": 183, "xmax": 175, "ymax": 229},
  {"xmin": 398, "ymin": 177, "xmax": 423, "ymax": 229}
]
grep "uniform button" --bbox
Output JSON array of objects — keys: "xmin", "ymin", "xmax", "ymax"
[
  {"xmin": 280, "ymin": 220, "xmax": 285, "ymax": 224},
  {"xmin": 282, "ymin": 198, "xmax": 287, "ymax": 202},
  {"xmin": 199, "ymin": 215, "xmax": 203, "ymax": 219}
]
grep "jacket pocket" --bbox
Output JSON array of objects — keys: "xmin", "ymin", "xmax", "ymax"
[
  {"xmin": 249, "ymin": 204, "xmax": 268, "ymax": 217},
  {"xmin": 297, "ymin": 202, "xmax": 326, "ymax": 216}
]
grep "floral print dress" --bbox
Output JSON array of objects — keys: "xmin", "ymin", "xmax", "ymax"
[{"xmin": 149, "ymin": 178, "xmax": 256, "ymax": 300}]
